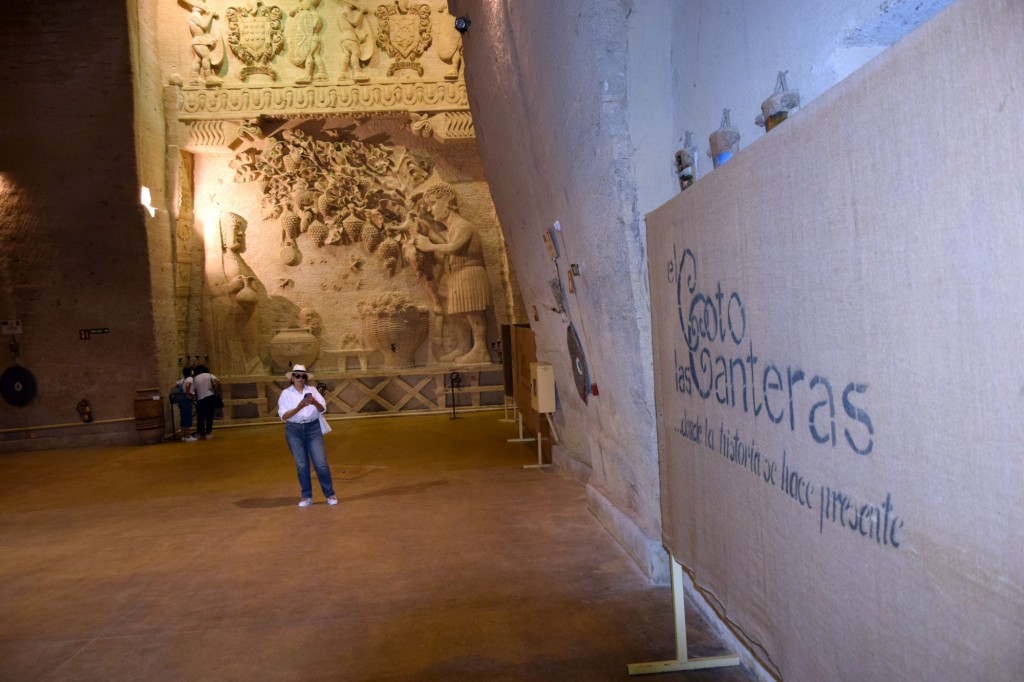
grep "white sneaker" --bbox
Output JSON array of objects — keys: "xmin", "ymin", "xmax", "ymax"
[
  {"xmin": 182, "ymin": 436, "xmax": 198, "ymax": 442},
  {"xmin": 297, "ymin": 498, "xmax": 313, "ymax": 508},
  {"xmin": 327, "ymin": 496, "xmax": 339, "ymax": 506},
  {"xmin": 203, "ymin": 434, "xmax": 213, "ymax": 440}
]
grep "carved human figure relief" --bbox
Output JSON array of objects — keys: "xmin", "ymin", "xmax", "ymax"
[
  {"xmin": 435, "ymin": 10, "xmax": 464, "ymax": 81},
  {"xmin": 203, "ymin": 210, "xmax": 266, "ymax": 376},
  {"xmin": 386, "ymin": 196, "xmax": 444, "ymax": 361},
  {"xmin": 185, "ymin": 0, "xmax": 225, "ymax": 85},
  {"xmin": 337, "ymin": 1, "xmax": 375, "ymax": 83},
  {"xmin": 412, "ymin": 181, "xmax": 493, "ymax": 365},
  {"xmin": 288, "ymin": 0, "xmax": 328, "ymax": 83}
]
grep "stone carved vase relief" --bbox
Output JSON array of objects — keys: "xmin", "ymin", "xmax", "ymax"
[
  {"xmin": 359, "ymin": 293, "xmax": 428, "ymax": 368},
  {"xmin": 270, "ymin": 327, "xmax": 320, "ymax": 370}
]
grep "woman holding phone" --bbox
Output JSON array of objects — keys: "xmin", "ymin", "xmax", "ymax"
[{"xmin": 278, "ymin": 364, "xmax": 337, "ymax": 507}]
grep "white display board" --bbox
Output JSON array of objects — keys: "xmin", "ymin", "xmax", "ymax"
[{"xmin": 646, "ymin": 1, "xmax": 1023, "ymax": 680}]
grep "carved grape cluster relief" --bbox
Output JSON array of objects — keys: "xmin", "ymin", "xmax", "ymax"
[{"xmin": 232, "ymin": 124, "xmax": 435, "ymax": 278}]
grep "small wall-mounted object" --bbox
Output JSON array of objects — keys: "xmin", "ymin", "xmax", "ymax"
[
  {"xmin": 549, "ymin": 278, "xmax": 566, "ymax": 313},
  {"xmin": 674, "ymin": 131, "xmax": 698, "ymax": 191},
  {"xmin": 567, "ymin": 324, "xmax": 590, "ymax": 404},
  {"xmin": 530, "ymin": 362, "xmax": 556, "ymax": 413},
  {"xmin": 1, "ymin": 365, "xmax": 36, "ymax": 407},
  {"xmin": 77, "ymin": 399, "xmax": 92, "ymax": 423},
  {"xmin": 708, "ymin": 109, "xmax": 741, "ymax": 168},
  {"xmin": 755, "ymin": 71, "xmax": 800, "ymax": 132},
  {"xmin": 78, "ymin": 327, "xmax": 110, "ymax": 341},
  {"xmin": 542, "ymin": 228, "xmax": 559, "ymax": 259}
]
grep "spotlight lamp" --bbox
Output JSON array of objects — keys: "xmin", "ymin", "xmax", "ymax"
[{"xmin": 454, "ymin": 16, "xmax": 470, "ymax": 34}]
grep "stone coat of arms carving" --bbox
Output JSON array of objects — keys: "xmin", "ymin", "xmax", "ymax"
[
  {"xmin": 227, "ymin": 3, "xmax": 285, "ymax": 81},
  {"xmin": 374, "ymin": 2, "xmax": 432, "ymax": 76}
]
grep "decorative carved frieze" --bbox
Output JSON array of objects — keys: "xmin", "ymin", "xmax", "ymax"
[
  {"xmin": 175, "ymin": 81, "xmax": 467, "ymax": 120},
  {"xmin": 226, "ymin": 3, "xmax": 284, "ymax": 81},
  {"xmin": 188, "ymin": 120, "xmax": 226, "ymax": 148}
]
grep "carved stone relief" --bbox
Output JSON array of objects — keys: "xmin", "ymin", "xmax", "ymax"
[
  {"xmin": 200, "ymin": 119, "xmax": 503, "ymax": 370},
  {"xmin": 226, "ymin": 3, "xmax": 284, "ymax": 81},
  {"xmin": 171, "ymin": 1, "xmax": 473, "ymax": 123},
  {"xmin": 185, "ymin": 1, "xmax": 225, "ymax": 86},
  {"xmin": 411, "ymin": 180, "xmax": 492, "ymax": 364},
  {"xmin": 164, "ymin": 3, "xmax": 508, "ymax": 376},
  {"xmin": 203, "ymin": 210, "xmax": 267, "ymax": 376},
  {"xmin": 359, "ymin": 292, "xmax": 428, "ymax": 368},
  {"xmin": 230, "ymin": 125, "xmax": 434, "ymax": 282},
  {"xmin": 337, "ymin": 1, "xmax": 375, "ymax": 83},
  {"xmin": 434, "ymin": 11, "xmax": 464, "ymax": 81},
  {"xmin": 175, "ymin": 82, "xmax": 467, "ymax": 120},
  {"xmin": 374, "ymin": 2, "xmax": 433, "ymax": 77},
  {"xmin": 287, "ymin": 0, "xmax": 328, "ymax": 84}
]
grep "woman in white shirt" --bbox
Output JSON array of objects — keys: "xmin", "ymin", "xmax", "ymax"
[{"xmin": 277, "ymin": 364, "xmax": 337, "ymax": 507}]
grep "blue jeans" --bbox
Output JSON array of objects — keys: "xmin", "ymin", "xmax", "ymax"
[
  {"xmin": 285, "ymin": 420, "xmax": 335, "ymax": 499},
  {"xmin": 177, "ymin": 399, "xmax": 193, "ymax": 429},
  {"xmin": 196, "ymin": 396, "xmax": 217, "ymax": 436}
]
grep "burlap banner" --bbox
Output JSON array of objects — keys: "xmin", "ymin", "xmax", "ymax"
[{"xmin": 647, "ymin": 2, "xmax": 1023, "ymax": 679}]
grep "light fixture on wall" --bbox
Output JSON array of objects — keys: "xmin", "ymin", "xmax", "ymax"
[
  {"xmin": 708, "ymin": 109, "xmax": 740, "ymax": 168},
  {"xmin": 755, "ymin": 71, "xmax": 800, "ymax": 132},
  {"xmin": 674, "ymin": 131, "xmax": 698, "ymax": 191},
  {"xmin": 139, "ymin": 186, "xmax": 157, "ymax": 217},
  {"xmin": 454, "ymin": 16, "xmax": 470, "ymax": 34}
]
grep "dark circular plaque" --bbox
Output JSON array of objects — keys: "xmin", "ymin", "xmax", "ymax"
[
  {"xmin": 1, "ymin": 365, "xmax": 37, "ymax": 407},
  {"xmin": 567, "ymin": 324, "xmax": 589, "ymax": 404}
]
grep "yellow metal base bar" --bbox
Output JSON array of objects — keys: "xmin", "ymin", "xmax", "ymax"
[
  {"xmin": 628, "ymin": 654, "xmax": 741, "ymax": 675},
  {"xmin": 628, "ymin": 557, "xmax": 740, "ymax": 676}
]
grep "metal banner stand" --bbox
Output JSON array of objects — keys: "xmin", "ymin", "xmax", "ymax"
[
  {"xmin": 628, "ymin": 556, "xmax": 740, "ymax": 675},
  {"xmin": 523, "ymin": 408, "xmax": 553, "ymax": 469},
  {"xmin": 447, "ymin": 372, "xmax": 462, "ymax": 421},
  {"xmin": 507, "ymin": 409, "xmax": 535, "ymax": 444},
  {"xmin": 499, "ymin": 395, "xmax": 517, "ymax": 423}
]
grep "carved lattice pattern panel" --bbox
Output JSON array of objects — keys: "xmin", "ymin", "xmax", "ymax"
[{"xmin": 219, "ymin": 367, "xmax": 504, "ymax": 424}]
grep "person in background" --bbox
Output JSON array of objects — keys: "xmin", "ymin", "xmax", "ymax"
[
  {"xmin": 192, "ymin": 364, "xmax": 220, "ymax": 440},
  {"xmin": 277, "ymin": 364, "xmax": 337, "ymax": 508},
  {"xmin": 176, "ymin": 367, "xmax": 197, "ymax": 442}
]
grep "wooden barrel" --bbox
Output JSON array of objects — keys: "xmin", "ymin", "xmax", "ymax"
[{"xmin": 133, "ymin": 388, "xmax": 165, "ymax": 444}]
